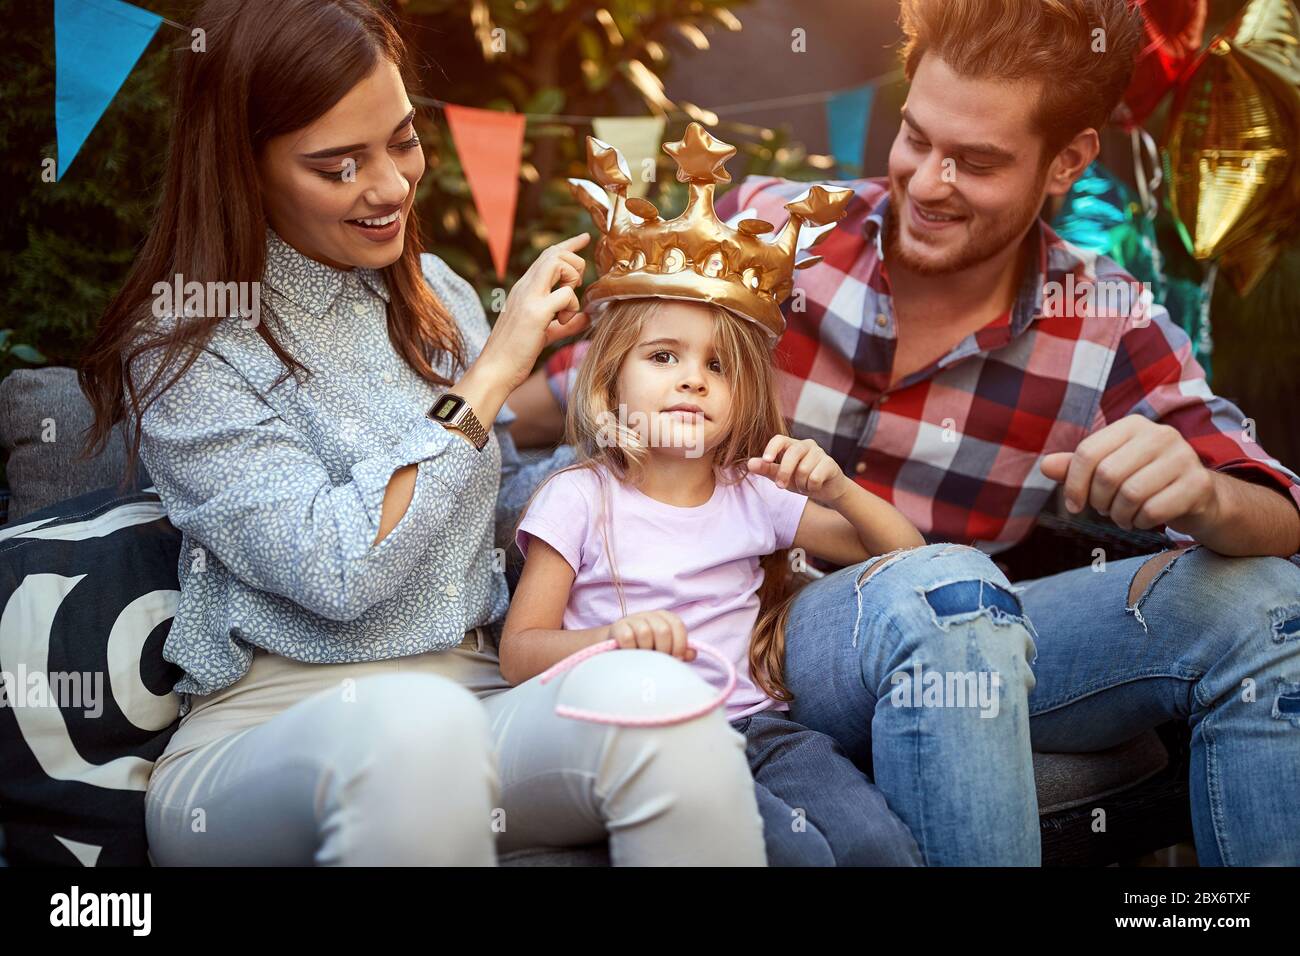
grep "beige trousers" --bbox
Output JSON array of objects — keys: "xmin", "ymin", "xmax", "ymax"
[{"xmin": 145, "ymin": 629, "xmax": 766, "ymax": 866}]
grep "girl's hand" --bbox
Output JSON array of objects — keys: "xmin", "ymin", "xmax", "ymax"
[
  {"xmin": 747, "ymin": 435, "xmax": 851, "ymax": 505},
  {"xmin": 477, "ymin": 233, "xmax": 592, "ymax": 393},
  {"xmin": 608, "ymin": 610, "xmax": 697, "ymax": 662}
]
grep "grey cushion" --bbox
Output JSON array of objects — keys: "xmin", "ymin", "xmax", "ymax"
[
  {"xmin": 1031, "ymin": 729, "xmax": 1169, "ymax": 814},
  {"xmin": 0, "ymin": 368, "xmax": 146, "ymax": 522}
]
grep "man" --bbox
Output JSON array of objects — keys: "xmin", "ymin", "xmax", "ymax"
[{"xmin": 511, "ymin": 0, "xmax": 1300, "ymax": 865}]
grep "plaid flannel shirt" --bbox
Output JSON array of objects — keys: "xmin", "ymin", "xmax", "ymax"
[{"xmin": 547, "ymin": 176, "xmax": 1300, "ymax": 556}]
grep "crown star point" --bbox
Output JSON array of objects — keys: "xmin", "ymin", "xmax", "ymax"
[
  {"xmin": 588, "ymin": 137, "xmax": 632, "ymax": 189},
  {"xmin": 663, "ymin": 122, "xmax": 735, "ymax": 185},
  {"xmin": 785, "ymin": 185, "xmax": 854, "ymax": 225}
]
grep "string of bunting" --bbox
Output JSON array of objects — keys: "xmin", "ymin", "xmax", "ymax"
[
  {"xmin": 50, "ymin": 0, "xmax": 1300, "ymax": 337},
  {"xmin": 52, "ymin": 0, "xmax": 894, "ymax": 277}
]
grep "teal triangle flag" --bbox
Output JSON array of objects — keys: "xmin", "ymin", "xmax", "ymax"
[
  {"xmin": 826, "ymin": 84, "xmax": 875, "ymax": 177},
  {"xmin": 55, "ymin": 0, "xmax": 162, "ymax": 179}
]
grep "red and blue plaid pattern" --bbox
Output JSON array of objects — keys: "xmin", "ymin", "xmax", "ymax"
[{"xmin": 547, "ymin": 176, "xmax": 1300, "ymax": 554}]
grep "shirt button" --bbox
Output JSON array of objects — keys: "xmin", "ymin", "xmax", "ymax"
[
  {"xmin": 855, "ymin": 462, "xmax": 867, "ymax": 474},
  {"xmin": 879, "ymin": 394, "xmax": 890, "ymax": 405},
  {"xmin": 352, "ymin": 303, "xmax": 366, "ymax": 317},
  {"xmin": 383, "ymin": 372, "xmax": 395, "ymax": 385},
  {"xmin": 875, "ymin": 313, "xmax": 888, "ymax": 328}
]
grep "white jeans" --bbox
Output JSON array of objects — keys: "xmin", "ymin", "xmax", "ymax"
[{"xmin": 145, "ymin": 630, "xmax": 766, "ymax": 865}]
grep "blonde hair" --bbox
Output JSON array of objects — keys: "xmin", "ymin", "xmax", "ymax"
[{"xmin": 513, "ymin": 297, "xmax": 801, "ymax": 702}]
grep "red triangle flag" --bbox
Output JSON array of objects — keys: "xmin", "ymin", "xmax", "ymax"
[{"xmin": 444, "ymin": 104, "xmax": 526, "ymax": 279}]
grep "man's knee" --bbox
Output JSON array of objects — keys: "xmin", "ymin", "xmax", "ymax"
[
  {"xmin": 856, "ymin": 542, "xmax": 994, "ymax": 587},
  {"xmin": 853, "ymin": 543, "xmax": 1027, "ymax": 625},
  {"xmin": 1123, "ymin": 544, "xmax": 1300, "ymax": 648},
  {"xmin": 851, "ymin": 542, "xmax": 1038, "ymax": 657}
]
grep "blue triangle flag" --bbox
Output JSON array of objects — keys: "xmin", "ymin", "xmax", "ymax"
[
  {"xmin": 826, "ymin": 84, "xmax": 875, "ymax": 178},
  {"xmin": 55, "ymin": 0, "xmax": 162, "ymax": 180}
]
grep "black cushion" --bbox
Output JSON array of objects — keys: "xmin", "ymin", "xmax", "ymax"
[{"xmin": 0, "ymin": 487, "xmax": 182, "ymax": 866}]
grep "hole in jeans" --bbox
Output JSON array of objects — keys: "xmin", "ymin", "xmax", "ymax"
[
  {"xmin": 1272, "ymin": 606, "xmax": 1300, "ymax": 644},
  {"xmin": 1123, "ymin": 546, "xmax": 1199, "ymax": 635},
  {"xmin": 1275, "ymin": 682, "xmax": 1300, "ymax": 726},
  {"xmin": 1126, "ymin": 549, "xmax": 1183, "ymax": 606},
  {"xmin": 856, "ymin": 546, "xmax": 917, "ymax": 586}
]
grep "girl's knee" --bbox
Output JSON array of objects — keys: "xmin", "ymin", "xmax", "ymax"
[
  {"xmin": 559, "ymin": 650, "xmax": 756, "ymax": 800},
  {"xmin": 554, "ymin": 649, "xmax": 719, "ymax": 723}
]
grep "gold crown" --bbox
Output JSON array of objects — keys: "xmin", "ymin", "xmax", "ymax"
[{"xmin": 568, "ymin": 122, "xmax": 854, "ymax": 338}]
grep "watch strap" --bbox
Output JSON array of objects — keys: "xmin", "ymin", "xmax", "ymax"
[{"xmin": 451, "ymin": 407, "xmax": 489, "ymax": 451}]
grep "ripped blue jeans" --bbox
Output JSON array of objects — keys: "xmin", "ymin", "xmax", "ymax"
[{"xmin": 782, "ymin": 541, "xmax": 1300, "ymax": 866}]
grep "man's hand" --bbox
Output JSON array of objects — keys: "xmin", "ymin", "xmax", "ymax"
[{"xmin": 1039, "ymin": 415, "xmax": 1219, "ymax": 535}]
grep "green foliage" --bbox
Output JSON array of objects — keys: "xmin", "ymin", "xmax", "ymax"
[{"xmin": 0, "ymin": 0, "xmax": 190, "ymax": 381}]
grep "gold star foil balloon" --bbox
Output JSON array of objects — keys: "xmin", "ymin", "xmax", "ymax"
[
  {"xmin": 1233, "ymin": 0, "xmax": 1300, "ymax": 209},
  {"xmin": 1167, "ymin": 0, "xmax": 1300, "ymax": 295},
  {"xmin": 567, "ymin": 122, "xmax": 854, "ymax": 338}
]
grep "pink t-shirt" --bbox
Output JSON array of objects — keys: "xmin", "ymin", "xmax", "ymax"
[{"xmin": 515, "ymin": 463, "xmax": 810, "ymax": 720}]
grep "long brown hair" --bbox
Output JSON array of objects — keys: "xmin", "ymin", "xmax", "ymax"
[
  {"xmin": 514, "ymin": 298, "xmax": 802, "ymax": 702},
  {"xmin": 79, "ymin": 0, "xmax": 465, "ymax": 481}
]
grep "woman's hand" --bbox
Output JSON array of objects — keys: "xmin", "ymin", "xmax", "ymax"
[
  {"xmin": 747, "ymin": 435, "xmax": 851, "ymax": 505},
  {"xmin": 608, "ymin": 609, "xmax": 697, "ymax": 662},
  {"xmin": 476, "ymin": 233, "xmax": 592, "ymax": 393}
]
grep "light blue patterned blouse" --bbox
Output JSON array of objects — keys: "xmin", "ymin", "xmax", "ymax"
[{"xmin": 129, "ymin": 229, "xmax": 574, "ymax": 710}]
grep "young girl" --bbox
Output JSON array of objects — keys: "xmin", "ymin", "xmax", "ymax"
[{"xmin": 502, "ymin": 294, "xmax": 928, "ymax": 866}]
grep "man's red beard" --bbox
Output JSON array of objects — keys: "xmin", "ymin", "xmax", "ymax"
[{"xmin": 884, "ymin": 172, "xmax": 1047, "ymax": 276}]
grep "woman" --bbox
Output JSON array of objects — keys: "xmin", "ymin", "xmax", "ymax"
[{"xmin": 79, "ymin": 0, "xmax": 765, "ymax": 866}]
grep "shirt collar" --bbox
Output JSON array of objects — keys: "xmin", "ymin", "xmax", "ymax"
[
  {"xmin": 263, "ymin": 227, "xmax": 391, "ymax": 318},
  {"xmin": 863, "ymin": 189, "xmax": 890, "ymax": 261},
  {"xmin": 861, "ymin": 190, "xmax": 1049, "ymax": 337}
]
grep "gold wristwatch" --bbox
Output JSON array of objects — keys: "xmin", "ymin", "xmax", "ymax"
[{"xmin": 428, "ymin": 392, "xmax": 489, "ymax": 451}]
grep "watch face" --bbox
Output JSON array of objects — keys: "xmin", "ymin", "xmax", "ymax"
[{"xmin": 432, "ymin": 394, "xmax": 464, "ymax": 422}]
